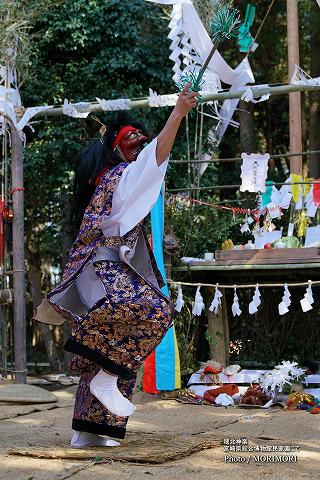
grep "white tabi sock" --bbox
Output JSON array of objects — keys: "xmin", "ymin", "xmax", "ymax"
[
  {"xmin": 71, "ymin": 431, "xmax": 120, "ymax": 448},
  {"xmin": 90, "ymin": 368, "xmax": 136, "ymax": 417}
]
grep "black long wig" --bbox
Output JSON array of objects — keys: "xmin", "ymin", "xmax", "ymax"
[{"xmin": 71, "ymin": 113, "xmax": 150, "ymax": 231}]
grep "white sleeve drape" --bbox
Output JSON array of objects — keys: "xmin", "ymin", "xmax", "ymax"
[{"xmin": 101, "ymin": 138, "xmax": 169, "ymax": 237}]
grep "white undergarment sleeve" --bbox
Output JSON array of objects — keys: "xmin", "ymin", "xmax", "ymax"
[{"xmin": 101, "ymin": 138, "xmax": 169, "ymax": 237}]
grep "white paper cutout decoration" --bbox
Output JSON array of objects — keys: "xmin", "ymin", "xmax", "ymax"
[
  {"xmin": 241, "ymin": 84, "xmax": 270, "ymax": 103},
  {"xmin": 231, "ymin": 287, "xmax": 242, "ymax": 317},
  {"xmin": 209, "ymin": 285, "xmax": 223, "ymax": 314},
  {"xmin": 192, "ymin": 286, "xmax": 205, "ymax": 316},
  {"xmin": 96, "ymin": 97, "xmax": 131, "ymax": 111},
  {"xmin": 278, "ymin": 283, "xmax": 291, "ymax": 315},
  {"xmin": 249, "ymin": 284, "xmax": 261, "ymax": 314},
  {"xmin": 240, "ymin": 153, "xmax": 270, "ymax": 193},
  {"xmin": 300, "ymin": 281, "xmax": 314, "ymax": 312},
  {"xmin": 63, "ymin": 99, "xmax": 90, "ymax": 118},
  {"xmin": 175, "ymin": 284, "xmax": 184, "ymax": 312}
]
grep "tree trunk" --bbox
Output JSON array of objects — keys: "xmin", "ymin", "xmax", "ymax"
[
  {"xmin": 239, "ymin": 99, "xmax": 255, "ymax": 154},
  {"xmin": 59, "ymin": 192, "xmax": 76, "ymax": 368},
  {"xmin": 204, "ymin": 287, "xmax": 229, "ymax": 365},
  {"xmin": 11, "ymin": 125, "xmax": 27, "ymax": 383},
  {"xmin": 29, "ymin": 261, "xmax": 62, "ymax": 371},
  {"xmin": 309, "ymin": 3, "xmax": 320, "ymax": 178}
]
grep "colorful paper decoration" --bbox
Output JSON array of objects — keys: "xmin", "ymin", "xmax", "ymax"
[
  {"xmin": 312, "ymin": 181, "xmax": 320, "ymax": 206},
  {"xmin": 240, "ymin": 153, "xmax": 270, "ymax": 193},
  {"xmin": 143, "ymin": 187, "xmax": 181, "ymax": 393},
  {"xmin": 237, "ymin": 3, "xmax": 257, "ymax": 53}
]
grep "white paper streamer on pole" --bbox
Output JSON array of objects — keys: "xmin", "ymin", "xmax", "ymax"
[
  {"xmin": 175, "ymin": 284, "xmax": 184, "ymax": 312},
  {"xmin": 96, "ymin": 97, "xmax": 131, "ymax": 111},
  {"xmin": 0, "ymin": 100, "xmax": 53, "ymax": 142},
  {"xmin": 63, "ymin": 99, "xmax": 90, "ymax": 118},
  {"xmin": 249, "ymin": 284, "xmax": 261, "ymax": 314},
  {"xmin": 291, "ymin": 64, "xmax": 320, "ymax": 87},
  {"xmin": 316, "ymin": 0, "xmax": 320, "ymax": 7},
  {"xmin": 240, "ymin": 153, "xmax": 270, "ymax": 193},
  {"xmin": 192, "ymin": 286, "xmax": 205, "ymax": 316},
  {"xmin": 300, "ymin": 281, "xmax": 314, "ymax": 312},
  {"xmin": 278, "ymin": 283, "xmax": 291, "ymax": 315},
  {"xmin": 241, "ymin": 84, "xmax": 270, "ymax": 103},
  {"xmin": 209, "ymin": 285, "xmax": 223, "ymax": 314},
  {"xmin": 231, "ymin": 287, "xmax": 242, "ymax": 317},
  {"xmin": 148, "ymin": 89, "xmax": 178, "ymax": 107}
]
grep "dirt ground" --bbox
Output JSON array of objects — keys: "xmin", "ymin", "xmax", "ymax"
[{"xmin": 0, "ymin": 385, "xmax": 319, "ymax": 480}]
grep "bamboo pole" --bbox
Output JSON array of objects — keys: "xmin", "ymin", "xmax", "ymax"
[
  {"xmin": 32, "ymin": 82, "xmax": 320, "ymax": 118},
  {"xmin": 11, "ymin": 124, "xmax": 27, "ymax": 384},
  {"xmin": 287, "ymin": 0, "xmax": 303, "ymax": 175}
]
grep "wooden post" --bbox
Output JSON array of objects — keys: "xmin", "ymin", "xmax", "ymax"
[
  {"xmin": 287, "ymin": 0, "xmax": 303, "ymax": 175},
  {"xmin": 205, "ymin": 287, "xmax": 229, "ymax": 365},
  {"xmin": 11, "ymin": 125, "xmax": 27, "ymax": 383}
]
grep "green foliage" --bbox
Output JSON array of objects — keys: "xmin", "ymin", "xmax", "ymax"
[
  {"xmin": 165, "ymin": 197, "xmax": 242, "ymax": 259},
  {"xmin": 22, "ymin": 0, "xmax": 173, "ymax": 279}
]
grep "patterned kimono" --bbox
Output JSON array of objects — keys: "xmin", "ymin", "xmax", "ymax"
[{"xmin": 35, "ymin": 140, "xmax": 173, "ymax": 439}]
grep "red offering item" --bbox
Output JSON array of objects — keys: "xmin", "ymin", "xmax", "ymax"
[
  {"xmin": 264, "ymin": 243, "xmax": 272, "ymax": 249},
  {"xmin": 203, "ymin": 365, "xmax": 223, "ymax": 375},
  {"xmin": 204, "ymin": 384, "xmax": 239, "ymax": 404},
  {"xmin": 239, "ymin": 384, "xmax": 270, "ymax": 406}
]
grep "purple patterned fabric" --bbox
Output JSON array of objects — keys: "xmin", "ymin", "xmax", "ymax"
[{"xmin": 50, "ymin": 162, "xmax": 173, "ymax": 438}]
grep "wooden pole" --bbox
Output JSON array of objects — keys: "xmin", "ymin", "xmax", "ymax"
[
  {"xmin": 11, "ymin": 124, "xmax": 27, "ymax": 383},
  {"xmin": 205, "ymin": 287, "xmax": 229, "ymax": 365},
  {"xmin": 287, "ymin": 0, "xmax": 303, "ymax": 175}
]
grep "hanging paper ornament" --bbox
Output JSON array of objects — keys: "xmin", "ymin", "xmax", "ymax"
[
  {"xmin": 249, "ymin": 284, "xmax": 261, "ymax": 315},
  {"xmin": 231, "ymin": 287, "xmax": 242, "ymax": 317},
  {"xmin": 240, "ymin": 153, "xmax": 270, "ymax": 193},
  {"xmin": 295, "ymin": 210, "xmax": 310, "ymax": 238},
  {"xmin": 175, "ymin": 285, "xmax": 184, "ymax": 313},
  {"xmin": 209, "ymin": 285, "xmax": 223, "ymax": 314},
  {"xmin": 305, "ymin": 185, "xmax": 318, "ymax": 218},
  {"xmin": 240, "ymin": 213, "xmax": 251, "ymax": 233},
  {"xmin": 278, "ymin": 283, "xmax": 291, "ymax": 315},
  {"xmin": 291, "ymin": 173, "xmax": 303, "ymax": 208},
  {"xmin": 192, "ymin": 286, "xmax": 205, "ymax": 316},
  {"xmin": 312, "ymin": 181, "xmax": 320, "ymax": 207},
  {"xmin": 300, "ymin": 281, "xmax": 314, "ymax": 313},
  {"xmin": 237, "ymin": 3, "xmax": 257, "ymax": 53}
]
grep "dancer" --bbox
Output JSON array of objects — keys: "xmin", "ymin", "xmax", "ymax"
[{"xmin": 35, "ymin": 84, "xmax": 198, "ymax": 448}]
